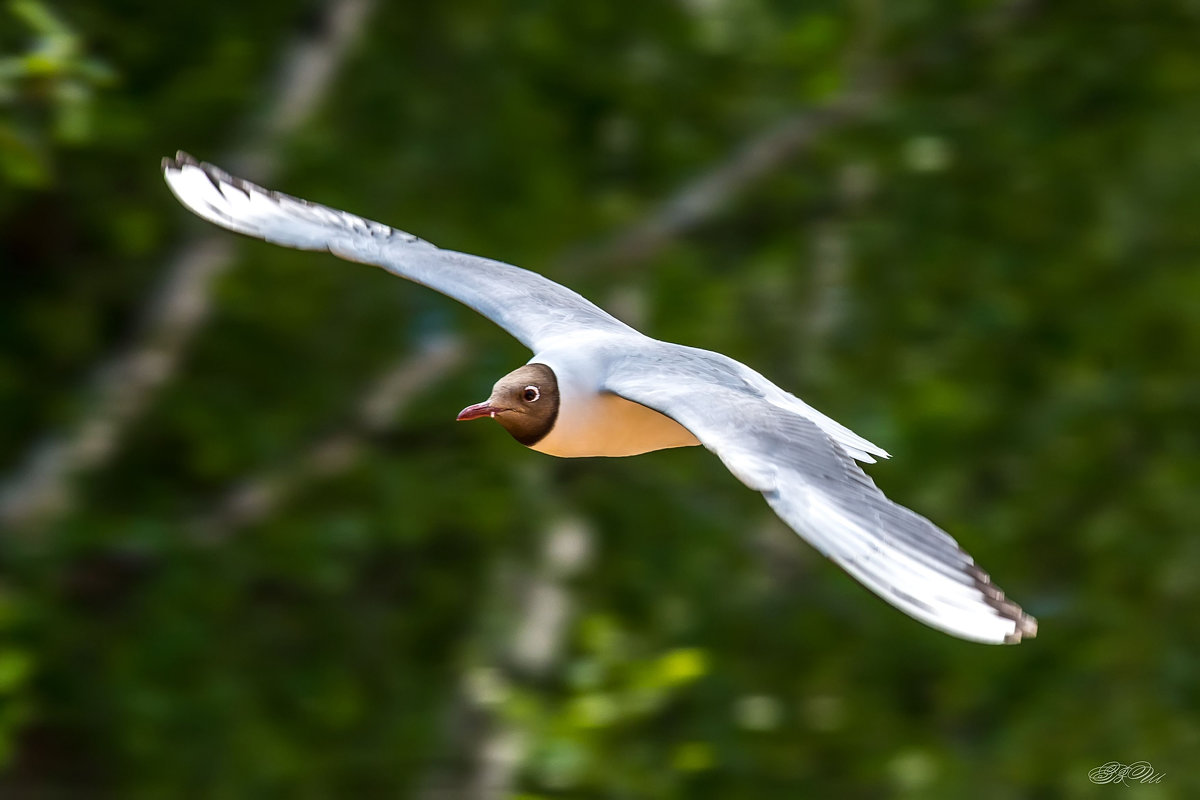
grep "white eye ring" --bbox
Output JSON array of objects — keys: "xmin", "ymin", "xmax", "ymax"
[{"xmin": 522, "ymin": 385, "xmax": 540, "ymax": 402}]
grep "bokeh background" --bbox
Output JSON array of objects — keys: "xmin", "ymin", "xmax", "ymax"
[{"xmin": 3, "ymin": 0, "xmax": 1199, "ymax": 796}]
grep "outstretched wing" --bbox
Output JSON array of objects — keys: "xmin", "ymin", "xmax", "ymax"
[
  {"xmin": 602, "ymin": 345, "xmax": 1037, "ymax": 644},
  {"xmin": 162, "ymin": 153, "xmax": 635, "ymax": 352}
]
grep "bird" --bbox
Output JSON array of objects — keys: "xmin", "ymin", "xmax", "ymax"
[{"xmin": 162, "ymin": 151, "xmax": 1037, "ymax": 645}]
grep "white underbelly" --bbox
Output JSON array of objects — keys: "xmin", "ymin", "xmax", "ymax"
[{"xmin": 530, "ymin": 391, "xmax": 701, "ymax": 458}]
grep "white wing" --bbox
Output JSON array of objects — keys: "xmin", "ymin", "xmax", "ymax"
[
  {"xmin": 603, "ymin": 344, "xmax": 1037, "ymax": 644},
  {"xmin": 162, "ymin": 153, "xmax": 635, "ymax": 352}
]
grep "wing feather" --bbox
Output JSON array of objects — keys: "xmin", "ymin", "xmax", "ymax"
[
  {"xmin": 603, "ymin": 345, "xmax": 1037, "ymax": 644},
  {"xmin": 162, "ymin": 153, "xmax": 634, "ymax": 351}
]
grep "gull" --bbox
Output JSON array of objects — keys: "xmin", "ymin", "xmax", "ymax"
[{"xmin": 162, "ymin": 152, "xmax": 1037, "ymax": 644}]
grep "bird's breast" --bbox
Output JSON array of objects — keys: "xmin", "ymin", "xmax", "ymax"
[{"xmin": 529, "ymin": 391, "xmax": 700, "ymax": 458}]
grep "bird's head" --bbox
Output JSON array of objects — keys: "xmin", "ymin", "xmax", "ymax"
[{"xmin": 457, "ymin": 363, "xmax": 560, "ymax": 446}]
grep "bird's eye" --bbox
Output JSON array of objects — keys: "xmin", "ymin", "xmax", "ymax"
[{"xmin": 523, "ymin": 386, "xmax": 540, "ymax": 402}]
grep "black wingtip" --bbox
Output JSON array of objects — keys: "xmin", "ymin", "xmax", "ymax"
[
  {"xmin": 162, "ymin": 151, "xmax": 201, "ymax": 174},
  {"xmin": 1004, "ymin": 613, "xmax": 1038, "ymax": 644},
  {"xmin": 966, "ymin": 564, "xmax": 1038, "ymax": 644},
  {"xmin": 162, "ymin": 151, "xmax": 255, "ymax": 199}
]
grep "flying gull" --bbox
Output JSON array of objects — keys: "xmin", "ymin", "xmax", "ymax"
[{"xmin": 162, "ymin": 152, "xmax": 1037, "ymax": 644}]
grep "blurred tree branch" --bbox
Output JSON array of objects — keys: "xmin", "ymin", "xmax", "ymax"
[
  {"xmin": 0, "ymin": 0, "xmax": 378, "ymax": 533},
  {"xmin": 430, "ymin": 514, "xmax": 594, "ymax": 800},
  {"xmin": 189, "ymin": 335, "xmax": 465, "ymax": 541},
  {"xmin": 566, "ymin": 87, "xmax": 884, "ymax": 272},
  {"xmin": 567, "ymin": 0, "xmax": 1041, "ymax": 273}
]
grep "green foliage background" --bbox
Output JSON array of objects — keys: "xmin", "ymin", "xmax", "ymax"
[{"xmin": 3, "ymin": 0, "xmax": 1199, "ymax": 796}]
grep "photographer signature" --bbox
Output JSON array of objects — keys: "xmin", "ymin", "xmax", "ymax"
[{"xmin": 1089, "ymin": 761, "xmax": 1164, "ymax": 786}]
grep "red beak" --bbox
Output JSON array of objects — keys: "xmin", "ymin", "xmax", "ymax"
[{"xmin": 457, "ymin": 402, "xmax": 503, "ymax": 421}]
